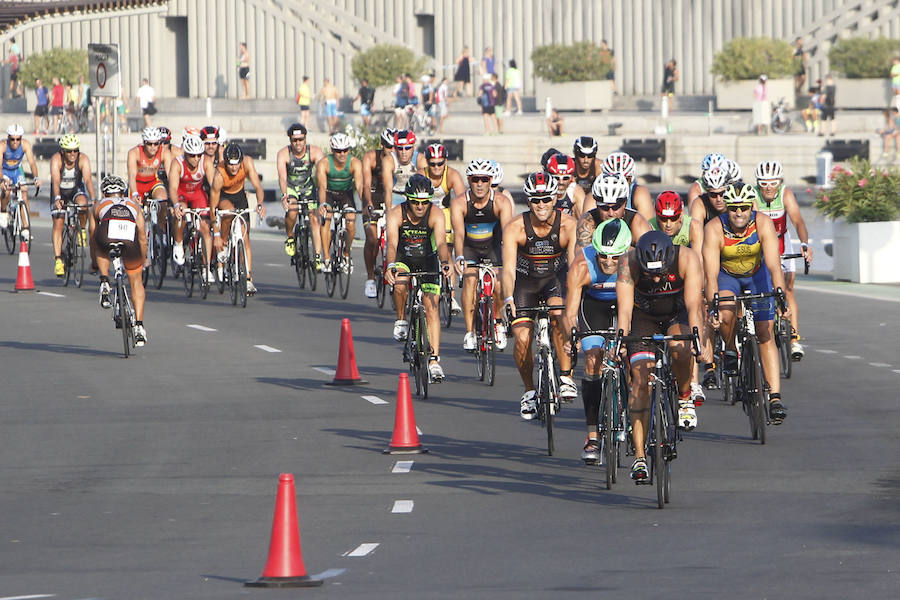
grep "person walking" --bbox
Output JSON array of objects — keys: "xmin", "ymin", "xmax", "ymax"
[
  {"xmin": 297, "ymin": 76, "xmax": 312, "ymax": 129},
  {"xmin": 436, "ymin": 77, "xmax": 450, "ymax": 133},
  {"xmin": 452, "ymin": 46, "xmax": 472, "ymax": 98},
  {"xmin": 793, "ymin": 38, "xmax": 808, "ymax": 95},
  {"xmin": 6, "ymin": 43, "xmax": 20, "ymax": 98},
  {"xmin": 820, "ymin": 73, "xmax": 837, "ymax": 137},
  {"xmin": 319, "ymin": 78, "xmax": 341, "ymax": 134},
  {"xmin": 661, "ymin": 59, "xmax": 678, "ymax": 97},
  {"xmin": 33, "ymin": 78, "xmax": 49, "ymax": 134},
  {"xmin": 478, "ymin": 73, "xmax": 497, "ymax": 135},
  {"xmin": 504, "ymin": 59, "xmax": 523, "ymax": 115},
  {"xmin": 238, "ymin": 42, "xmax": 251, "ymax": 99},
  {"xmin": 491, "ymin": 73, "xmax": 505, "ymax": 134},
  {"xmin": 136, "ymin": 78, "xmax": 156, "ymax": 127},
  {"xmin": 50, "ymin": 77, "xmax": 65, "ymax": 133},
  {"xmin": 481, "ymin": 47, "xmax": 495, "ymax": 78},
  {"xmin": 353, "ymin": 78, "xmax": 375, "ymax": 127},
  {"xmin": 752, "ymin": 75, "xmax": 770, "ymax": 135}
]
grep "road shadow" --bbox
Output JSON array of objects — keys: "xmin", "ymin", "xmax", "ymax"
[
  {"xmin": 685, "ymin": 430, "xmax": 756, "ymax": 446},
  {"xmin": 0, "ymin": 339, "xmax": 121, "ymax": 358}
]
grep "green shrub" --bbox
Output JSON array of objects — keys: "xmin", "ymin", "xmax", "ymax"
[
  {"xmin": 815, "ymin": 158, "xmax": 900, "ymax": 222},
  {"xmin": 351, "ymin": 44, "xmax": 428, "ymax": 88},
  {"xmin": 828, "ymin": 38, "xmax": 900, "ymax": 79},
  {"xmin": 711, "ymin": 37, "xmax": 794, "ymax": 81},
  {"xmin": 531, "ymin": 42, "xmax": 613, "ymax": 83},
  {"xmin": 17, "ymin": 48, "xmax": 88, "ymax": 88}
]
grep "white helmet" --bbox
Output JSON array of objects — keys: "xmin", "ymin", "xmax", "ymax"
[
  {"xmin": 592, "ymin": 173, "xmax": 630, "ymax": 204},
  {"xmin": 700, "ymin": 152, "xmax": 727, "ymax": 172},
  {"xmin": 466, "ymin": 158, "xmax": 494, "ymax": 178},
  {"xmin": 523, "ymin": 171, "xmax": 559, "ymax": 197},
  {"xmin": 702, "ymin": 166, "xmax": 729, "ymax": 190},
  {"xmin": 141, "ymin": 127, "xmax": 163, "ymax": 143},
  {"xmin": 181, "ymin": 134, "xmax": 204, "ymax": 155},
  {"xmin": 100, "ymin": 174, "xmax": 128, "ymax": 196},
  {"xmin": 6, "ymin": 124, "xmax": 24, "ymax": 137},
  {"xmin": 329, "ymin": 132, "xmax": 352, "ymax": 151},
  {"xmin": 489, "ymin": 160, "xmax": 504, "ymax": 186},
  {"xmin": 755, "ymin": 160, "xmax": 783, "ymax": 181},
  {"xmin": 725, "ymin": 159, "xmax": 742, "ymax": 183},
  {"xmin": 602, "ymin": 151, "xmax": 636, "ymax": 179}
]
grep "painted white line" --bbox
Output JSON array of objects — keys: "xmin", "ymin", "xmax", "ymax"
[
  {"xmin": 311, "ymin": 568, "xmax": 346, "ymax": 579},
  {"xmin": 0, "ymin": 595, "xmax": 56, "ymax": 600},
  {"xmin": 843, "ymin": 355, "xmax": 862, "ymax": 360},
  {"xmin": 416, "ymin": 426, "xmax": 423, "ymax": 435},
  {"xmin": 392, "ymin": 500, "xmax": 414, "ymax": 513},
  {"xmin": 362, "ymin": 395, "xmax": 388, "ymax": 405},
  {"xmin": 344, "ymin": 543, "xmax": 379, "ymax": 557},
  {"xmin": 869, "ymin": 362, "xmax": 892, "ymax": 368},
  {"xmin": 186, "ymin": 324, "xmax": 217, "ymax": 332},
  {"xmin": 794, "ymin": 284, "xmax": 900, "ymax": 304},
  {"xmin": 254, "ymin": 344, "xmax": 282, "ymax": 353},
  {"xmin": 391, "ymin": 461, "xmax": 414, "ymax": 473},
  {"xmin": 264, "ymin": 263, "xmax": 283, "ymax": 267},
  {"xmin": 314, "ymin": 367, "xmax": 336, "ymax": 376},
  {"xmin": 36, "ymin": 291, "xmax": 64, "ymax": 298},
  {"xmin": 815, "ymin": 349, "xmax": 838, "ymax": 354},
  {"xmin": 893, "ymin": 369, "xmax": 900, "ymax": 374}
]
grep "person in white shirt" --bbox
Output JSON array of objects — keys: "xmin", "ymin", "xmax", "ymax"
[{"xmin": 136, "ymin": 78, "xmax": 156, "ymax": 127}]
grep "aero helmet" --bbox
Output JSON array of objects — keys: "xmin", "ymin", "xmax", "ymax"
[
  {"xmin": 635, "ymin": 230, "xmax": 677, "ymax": 274},
  {"xmin": 574, "ymin": 135, "xmax": 598, "ymax": 157}
]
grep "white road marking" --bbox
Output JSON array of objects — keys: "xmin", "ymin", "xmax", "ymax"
[
  {"xmin": 392, "ymin": 461, "xmax": 414, "ymax": 473},
  {"xmin": 344, "ymin": 543, "xmax": 379, "ymax": 557},
  {"xmin": 815, "ymin": 349, "xmax": 838, "ymax": 354},
  {"xmin": 869, "ymin": 362, "xmax": 892, "ymax": 368},
  {"xmin": 314, "ymin": 367, "xmax": 336, "ymax": 376},
  {"xmin": 893, "ymin": 370, "xmax": 900, "ymax": 374},
  {"xmin": 843, "ymin": 355, "xmax": 861, "ymax": 360},
  {"xmin": 0, "ymin": 595, "xmax": 56, "ymax": 600},
  {"xmin": 794, "ymin": 284, "xmax": 900, "ymax": 304},
  {"xmin": 254, "ymin": 344, "xmax": 282, "ymax": 353},
  {"xmin": 391, "ymin": 500, "xmax": 414, "ymax": 513},
  {"xmin": 416, "ymin": 426, "xmax": 423, "ymax": 435},
  {"xmin": 186, "ymin": 324, "xmax": 217, "ymax": 332},
  {"xmin": 36, "ymin": 291, "xmax": 64, "ymax": 298},
  {"xmin": 311, "ymin": 568, "xmax": 346, "ymax": 579},
  {"xmin": 264, "ymin": 263, "xmax": 282, "ymax": 267},
  {"xmin": 362, "ymin": 395, "xmax": 388, "ymax": 405}
]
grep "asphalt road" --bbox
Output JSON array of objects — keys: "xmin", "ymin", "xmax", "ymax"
[{"xmin": 0, "ymin": 219, "xmax": 898, "ymax": 599}]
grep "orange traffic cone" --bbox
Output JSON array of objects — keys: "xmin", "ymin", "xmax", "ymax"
[
  {"xmin": 326, "ymin": 318, "xmax": 368, "ymax": 385},
  {"xmin": 384, "ymin": 373, "xmax": 428, "ymax": 454},
  {"xmin": 245, "ymin": 473, "xmax": 322, "ymax": 588},
  {"xmin": 14, "ymin": 240, "xmax": 34, "ymax": 291}
]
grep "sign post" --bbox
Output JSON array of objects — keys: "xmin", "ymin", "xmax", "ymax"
[{"xmin": 89, "ymin": 43, "xmax": 121, "ymax": 186}]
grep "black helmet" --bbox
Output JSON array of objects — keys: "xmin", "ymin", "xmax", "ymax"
[
  {"xmin": 404, "ymin": 173, "xmax": 434, "ymax": 200},
  {"xmin": 286, "ymin": 123, "xmax": 307, "ymax": 137},
  {"xmin": 540, "ymin": 147, "xmax": 561, "ymax": 170},
  {"xmin": 223, "ymin": 142, "xmax": 244, "ymax": 165},
  {"xmin": 635, "ymin": 230, "xmax": 677, "ymax": 275}
]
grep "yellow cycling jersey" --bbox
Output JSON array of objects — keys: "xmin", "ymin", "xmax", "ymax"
[{"xmin": 719, "ymin": 212, "xmax": 762, "ymax": 276}]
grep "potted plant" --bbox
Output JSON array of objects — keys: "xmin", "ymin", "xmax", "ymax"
[
  {"xmin": 711, "ymin": 37, "xmax": 795, "ymax": 110},
  {"xmin": 829, "ymin": 38, "xmax": 900, "ymax": 109},
  {"xmin": 815, "ymin": 158, "xmax": 900, "ymax": 283},
  {"xmin": 531, "ymin": 41, "xmax": 614, "ymax": 112}
]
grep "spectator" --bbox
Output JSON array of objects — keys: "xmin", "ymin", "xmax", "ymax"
[
  {"xmin": 6, "ymin": 43, "xmax": 20, "ymax": 98},
  {"xmin": 600, "ymin": 40, "xmax": 616, "ymax": 95},
  {"xmin": 547, "ymin": 108, "xmax": 564, "ymax": 136},
  {"xmin": 136, "ymin": 78, "xmax": 156, "ymax": 127},
  {"xmin": 393, "ymin": 74, "xmax": 409, "ymax": 129},
  {"xmin": 752, "ymin": 74, "xmax": 769, "ymax": 135},
  {"xmin": 452, "ymin": 46, "xmax": 472, "ymax": 98},
  {"xmin": 318, "ymin": 78, "xmax": 340, "ymax": 134},
  {"xmin": 491, "ymin": 73, "xmax": 505, "ymax": 134},
  {"xmin": 64, "ymin": 79, "xmax": 76, "ymax": 129},
  {"xmin": 353, "ymin": 78, "xmax": 375, "ymax": 127},
  {"xmin": 405, "ymin": 73, "xmax": 417, "ymax": 105},
  {"xmin": 436, "ymin": 76, "xmax": 449, "ymax": 133},
  {"xmin": 504, "ymin": 59, "xmax": 523, "ymax": 115},
  {"xmin": 661, "ymin": 59, "xmax": 678, "ymax": 97},
  {"xmin": 238, "ymin": 42, "xmax": 251, "ymax": 99},
  {"xmin": 820, "ymin": 74, "xmax": 836, "ymax": 136},
  {"xmin": 478, "ymin": 73, "xmax": 497, "ymax": 135},
  {"xmin": 420, "ymin": 74, "xmax": 436, "ymax": 132},
  {"xmin": 891, "ymin": 56, "xmax": 900, "ymax": 110},
  {"xmin": 801, "ymin": 84, "xmax": 821, "ymax": 134},
  {"xmin": 49, "ymin": 77, "xmax": 65, "ymax": 133},
  {"xmin": 33, "ymin": 78, "xmax": 49, "ymax": 134},
  {"xmin": 77, "ymin": 75, "xmax": 90, "ymax": 111},
  {"xmin": 481, "ymin": 47, "xmax": 495, "ymax": 78},
  {"xmin": 296, "ymin": 75, "xmax": 312, "ymax": 129},
  {"xmin": 116, "ymin": 89, "xmax": 129, "ymax": 134},
  {"xmin": 793, "ymin": 38, "xmax": 808, "ymax": 94},
  {"xmin": 877, "ymin": 107, "xmax": 899, "ymax": 160}
]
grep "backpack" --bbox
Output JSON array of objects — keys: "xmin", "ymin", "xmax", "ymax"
[
  {"xmin": 480, "ymin": 85, "xmax": 492, "ymax": 108},
  {"xmin": 493, "ymin": 83, "xmax": 507, "ymax": 106}
]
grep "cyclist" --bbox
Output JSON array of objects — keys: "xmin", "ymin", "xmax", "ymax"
[
  {"xmin": 564, "ymin": 218, "xmax": 631, "ymax": 463},
  {"xmin": 170, "ymin": 126, "xmax": 202, "ymax": 160},
  {"xmin": 0, "ymin": 124, "xmax": 39, "ymax": 237},
  {"xmin": 169, "ymin": 134, "xmax": 214, "ymax": 273},
  {"xmin": 502, "ymin": 172, "xmax": 579, "ymax": 419},
  {"xmin": 686, "ymin": 152, "xmax": 727, "ymax": 208},
  {"xmin": 725, "ymin": 158, "xmax": 743, "ymax": 183},
  {"xmin": 421, "ymin": 142, "xmax": 465, "ymax": 310},
  {"xmin": 575, "ymin": 172, "xmax": 651, "ymax": 249},
  {"xmin": 361, "ymin": 128, "xmax": 395, "ymax": 297},
  {"xmin": 50, "ymin": 133, "xmax": 95, "ymax": 277},
  {"xmin": 596, "ymin": 151, "xmax": 654, "ymax": 221},
  {"xmin": 200, "ymin": 125, "xmax": 223, "ymax": 169},
  {"xmin": 210, "ymin": 142, "xmax": 267, "ymax": 295},
  {"xmin": 703, "ymin": 182, "xmax": 790, "ymax": 425},
  {"xmin": 127, "ymin": 127, "xmax": 172, "ymax": 222},
  {"xmin": 384, "ymin": 174, "xmax": 452, "ymax": 382},
  {"xmin": 451, "ymin": 158, "xmax": 514, "ymax": 352},
  {"xmin": 488, "ymin": 160, "xmax": 515, "ymax": 207},
  {"xmin": 617, "ymin": 231, "xmax": 708, "ymax": 480},
  {"xmin": 156, "ymin": 127, "xmax": 173, "ymax": 186},
  {"xmin": 572, "ymin": 135, "xmax": 603, "ymax": 195},
  {"xmin": 91, "ymin": 174, "xmax": 148, "ymax": 346},
  {"xmin": 316, "ymin": 132, "xmax": 363, "ymax": 273},
  {"xmin": 546, "ymin": 152, "xmax": 581, "ymax": 217},
  {"xmin": 753, "ymin": 160, "xmax": 813, "ymax": 361},
  {"xmin": 277, "ymin": 123, "xmax": 324, "ymax": 259},
  {"xmin": 687, "ymin": 162, "xmax": 730, "ymax": 255},
  {"xmin": 381, "ymin": 130, "xmax": 420, "ymax": 206}
]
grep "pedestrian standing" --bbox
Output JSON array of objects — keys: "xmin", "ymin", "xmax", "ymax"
[
  {"xmin": 820, "ymin": 73, "xmax": 837, "ymax": 137},
  {"xmin": 136, "ymin": 78, "xmax": 156, "ymax": 127},
  {"xmin": 33, "ymin": 78, "xmax": 49, "ymax": 134},
  {"xmin": 481, "ymin": 47, "xmax": 495, "ymax": 78},
  {"xmin": 504, "ymin": 59, "xmax": 523, "ymax": 115},
  {"xmin": 6, "ymin": 43, "xmax": 20, "ymax": 98},
  {"xmin": 353, "ymin": 78, "xmax": 375, "ymax": 127},
  {"xmin": 661, "ymin": 59, "xmax": 678, "ymax": 97},
  {"xmin": 478, "ymin": 73, "xmax": 497, "ymax": 135},
  {"xmin": 436, "ymin": 77, "xmax": 449, "ymax": 133},
  {"xmin": 452, "ymin": 46, "xmax": 472, "ymax": 98},
  {"xmin": 793, "ymin": 38, "xmax": 808, "ymax": 95},
  {"xmin": 491, "ymin": 73, "xmax": 505, "ymax": 134},
  {"xmin": 238, "ymin": 42, "xmax": 251, "ymax": 99},
  {"xmin": 297, "ymin": 76, "xmax": 311, "ymax": 129},
  {"xmin": 752, "ymin": 74, "xmax": 770, "ymax": 135},
  {"xmin": 319, "ymin": 78, "xmax": 340, "ymax": 134},
  {"xmin": 50, "ymin": 77, "xmax": 65, "ymax": 133}
]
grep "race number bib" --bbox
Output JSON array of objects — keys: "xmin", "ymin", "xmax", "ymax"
[{"xmin": 108, "ymin": 219, "xmax": 136, "ymax": 241}]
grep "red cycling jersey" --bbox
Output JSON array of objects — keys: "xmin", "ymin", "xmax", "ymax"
[{"xmin": 176, "ymin": 155, "xmax": 208, "ymax": 209}]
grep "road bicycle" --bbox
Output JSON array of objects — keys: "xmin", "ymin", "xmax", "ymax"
[
  {"xmin": 621, "ymin": 328, "xmax": 699, "ymax": 508},
  {"xmin": 397, "ymin": 269, "xmax": 442, "ymax": 398},
  {"xmin": 511, "ymin": 303, "xmax": 566, "ymax": 456},
  {"xmin": 60, "ymin": 200, "xmax": 88, "ymax": 287},
  {"xmin": 289, "ymin": 200, "xmax": 317, "ymax": 291},
  {"xmin": 324, "ymin": 206, "xmax": 355, "ymax": 299},
  {"xmin": 776, "ymin": 253, "xmax": 810, "ymax": 377},
  {"xmin": 108, "ymin": 241, "xmax": 137, "ymax": 358},
  {"xmin": 467, "ymin": 258, "xmax": 498, "ymax": 385},
  {"xmin": 216, "ymin": 208, "xmax": 252, "ymax": 308},
  {"xmin": 2, "ymin": 179, "xmax": 37, "ymax": 254},
  {"xmin": 142, "ymin": 197, "xmax": 171, "ymax": 290},
  {"xmin": 370, "ymin": 208, "xmax": 391, "ymax": 308},
  {"xmin": 181, "ymin": 207, "xmax": 211, "ymax": 300}
]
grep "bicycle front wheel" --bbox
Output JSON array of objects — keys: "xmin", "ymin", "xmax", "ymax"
[
  {"xmin": 118, "ymin": 278, "xmax": 133, "ymax": 358},
  {"xmin": 776, "ymin": 317, "xmax": 792, "ymax": 379},
  {"xmin": 484, "ymin": 298, "xmax": 495, "ymax": 386},
  {"xmin": 152, "ymin": 224, "xmax": 167, "ymax": 289},
  {"xmin": 236, "ymin": 239, "xmax": 248, "ymax": 308},
  {"xmin": 183, "ymin": 236, "xmax": 195, "ymax": 298},
  {"xmin": 418, "ymin": 308, "xmax": 430, "ymax": 399},
  {"xmin": 3, "ymin": 220, "xmax": 13, "ymax": 254},
  {"xmin": 338, "ymin": 229, "xmax": 351, "ymax": 299},
  {"xmin": 746, "ymin": 337, "xmax": 767, "ymax": 445},
  {"xmin": 62, "ymin": 230, "xmax": 73, "ymax": 287},
  {"xmin": 539, "ymin": 350, "xmax": 554, "ymax": 456},
  {"xmin": 294, "ymin": 225, "xmax": 306, "ymax": 289},
  {"xmin": 439, "ymin": 275, "xmax": 452, "ymax": 328},
  {"xmin": 197, "ymin": 236, "xmax": 209, "ymax": 300},
  {"xmin": 652, "ymin": 381, "xmax": 666, "ymax": 509},
  {"xmin": 375, "ymin": 264, "xmax": 386, "ymax": 308},
  {"xmin": 324, "ymin": 243, "xmax": 337, "ymax": 297},
  {"xmin": 602, "ymin": 372, "xmax": 617, "ymax": 490},
  {"xmin": 73, "ymin": 231, "xmax": 85, "ymax": 288}
]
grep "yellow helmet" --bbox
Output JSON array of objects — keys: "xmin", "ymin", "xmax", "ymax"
[{"xmin": 59, "ymin": 133, "xmax": 80, "ymax": 151}]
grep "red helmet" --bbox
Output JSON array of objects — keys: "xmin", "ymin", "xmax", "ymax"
[
  {"xmin": 655, "ymin": 190, "xmax": 683, "ymax": 219},
  {"xmin": 425, "ymin": 143, "xmax": 447, "ymax": 160},
  {"xmin": 394, "ymin": 130, "xmax": 416, "ymax": 147},
  {"xmin": 546, "ymin": 152, "xmax": 575, "ymax": 176}
]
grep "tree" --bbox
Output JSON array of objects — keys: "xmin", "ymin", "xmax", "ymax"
[
  {"xmin": 829, "ymin": 38, "xmax": 900, "ymax": 79},
  {"xmin": 351, "ymin": 44, "xmax": 428, "ymax": 87},
  {"xmin": 711, "ymin": 38, "xmax": 793, "ymax": 81},
  {"xmin": 17, "ymin": 48, "xmax": 88, "ymax": 88}
]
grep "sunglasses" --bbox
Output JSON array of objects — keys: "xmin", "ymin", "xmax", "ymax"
[
  {"xmin": 575, "ymin": 151, "xmax": 596, "ymax": 158},
  {"xmin": 63, "ymin": 149, "xmax": 79, "ymax": 154},
  {"xmin": 397, "ymin": 145, "xmax": 415, "ymax": 151},
  {"xmin": 186, "ymin": 152, "xmax": 203, "ymax": 158},
  {"xmin": 529, "ymin": 196, "xmax": 554, "ymax": 204},
  {"xmin": 598, "ymin": 200, "xmax": 626, "ymax": 211},
  {"xmin": 554, "ymin": 175, "xmax": 572, "ymax": 181},
  {"xmin": 407, "ymin": 199, "xmax": 431, "ymax": 206},
  {"xmin": 707, "ymin": 190, "xmax": 725, "ymax": 198},
  {"xmin": 470, "ymin": 176, "xmax": 491, "ymax": 183},
  {"xmin": 204, "ymin": 141, "xmax": 218, "ymax": 146},
  {"xmin": 291, "ymin": 137, "xmax": 307, "ymax": 142},
  {"xmin": 429, "ymin": 161, "xmax": 446, "ymax": 167},
  {"xmin": 8, "ymin": 137, "xmax": 21, "ymax": 142},
  {"xmin": 334, "ymin": 148, "xmax": 350, "ymax": 153},
  {"xmin": 145, "ymin": 142, "xmax": 160, "ymax": 147},
  {"xmin": 728, "ymin": 204, "xmax": 752, "ymax": 212},
  {"xmin": 758, "ymin": 180, "xmax": 780, "ymax": 188},
  {"xmin": 657, "ymin": 214, "xmax": 680, "ymax": 223}
]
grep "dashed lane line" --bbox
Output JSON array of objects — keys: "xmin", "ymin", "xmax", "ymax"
[
  {"xmin": 254, "ymin": 344, "xmax": 282, "ymax": 353},
  {"xmin": 869, "ymin": 362, "xmax": 892, "ymax": 368},
  {"xmin": 313, "ymin": 367, "xmax": 336, "ymax": 376},
  {"xmin": 815, "ymin": 349, "xmax": 838, "ymax": 354},
  {"xmin": 794, "ymin": 284, "xmax": 900, "ymax": 304},
  {"xmin": 344, "ymin": 543, "xmax": 379, "ymax": 557},
  {"xmin": 362, "ymin": 395, "xmax": 388, "ymax": 405},
  {"xmin": 0, "ymin": 595, "xmax": 56, "ymax": 600},
  {"xmin": 843, "ymin": 355, "xmax": 861, "ymax": 360},
  {"xmin": 391, "ymin": 461, "xmax": 414, "ymax": 473},
  {"xmin": 186, "ymin": 324, "xmax": 217, "ymax": 332},
  {"xmin": 391, "ymin": 500, "xmax": 414, "ymax": 513},
  {"xmin": 36, "ymin": 291, "xmax": 64, "ymax": 298},
  {"xmin": 893, "ymin": 370, "xmax": 900, "ymax": 374}
]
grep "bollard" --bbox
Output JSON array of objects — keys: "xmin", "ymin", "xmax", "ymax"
[
  {"xmin": 816, "ymin": 150, "xmax": 833, "ymax": 188},
  {"xmin": 206, "ymin": 96, "xmax": 212, "ymax": 118}
]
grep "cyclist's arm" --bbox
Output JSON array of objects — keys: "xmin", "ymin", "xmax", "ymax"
[
  {"xmin": 167, "ymin": 160, "xmax": 183, "ymax": 212},
  {"xmin": 315, "ymin": 158, "xmax": 329, "ymax": 208},
  {"xmin": 381, "ymin": 154, "xmax": 394, "ymax": 197},
  {"xmin": 133, "ymin": 199, "xmax": 148, "ymax": 256},
  {"xmin": 630, "ymin": 210, "xmax": 652, "ymax": 243},
  {"xmin": 496, "ymin": 186, "xmax": 514, "ymax": 231},
  {"xmin": 384, "ymin": 206, "xmax": 401, "ymax": 283},
  {"xmin": 574, "ymin": 211, "xmax": 596, "ymax": 250},
  {"xmin": 244, "ymin": 157, "xmax": 265, "ymax": 211},
  {"xmin": 632, "ymin": 185, "xmax": 655, "ymax": 222},
  {"xmin": 581, "ymin": 191, "xmax": 596, "ymax": 215},
  {"xmin": 415, "ymin": 152, "xmax": 427, "ymax": 172},
  {"xmin": 571, "ymin": 185, "xmax": 586, "ymax": 219},
  {"xmin": 361, "ymin": 152, "xmax": 374, "ymax": 207},
  {"xmin": 126, "ymin": 147, "xmax": 140, "ymax": 198},
  {"xmin": 80, "ymin": 154, "xmax": 96, "ymax": 201},
  {"xmin": 209, "ymin": 172, "xmax": 224, "ymax": 226},
  {"xmin": 689, "ymin": 216, "xmax": 704, "ymax": 272},
  {"xmin": 782, "ymin": 187, "xmax": 812, "ymax": 262},
  {"xmin": 449, "ymin": 193, "xmax": 466, "ymax": 259},
  {"xmin": 501, "ymin": 219, "xmax": 523, "ymax": 314},
  {"xmin": 615, "ymin": 252, "xmax": 636, "ymax": 335},
  {"xmin": 561, "ymin": 213, "xmax": 578, "ymax": 266},
  {"xmin": 564, "ymin": 253, "xmax": 589, "ymax": 337},
  {"xmin": 702, "ymin": 219, "xmax": 723, "ymax": 301},
  {"xmin": 681, "ymin": 247, "xmax": 705, "ymax": 345},
  {"xmin": 686, "ymin": 181, "xmax": 702, "ymax": 209},
  {"xmin": 448, "ymin": 168, "xmax": 466, "ymax": 198},
  {"xmin": 276, "ymin": 147, "xmax": 289, "ymax": 198},
  {"xmin": 22, "ymin": 140, "xmax": 39, "ymax": 187},
  {"xmin": 351, "ymin": 157, "xmax": 364, "ymax": 201},
  {"xmin": 756, "ymin": 212, "xmax": 787, "ymax": 295}
]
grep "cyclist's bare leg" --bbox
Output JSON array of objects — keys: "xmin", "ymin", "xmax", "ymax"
[
  {"xmin": 126, "ymin": 264, "xmax": 146, "ymax": 321},
  {"xmin": 310, "ymin": 209, "xmax": 323, "ymax": 257},
  {"xmin": 583, "ymin": 348, "xmax": 604, "ymax": 439},
  {"xmin": 716, "ymin": 293, "xmax": 739, "ymax": 350},
  {"xmin": 51, "ymin": 211, "xmax": 65, "ymax": 257},
  {"xmin": 242, "ymin": 223, "xmax": 254, "ymax": 279},
  {"xmin": 628, "ymin": 359, "xmax": 652, "ymax": 460},
  {"xmin": 198, "ymin": 218, "xmax": 213, "ymax": 268},
  {"xmin": 549, "ymin": 301, "xmax": 572, "ymax": 372},
  {"xmin": 319, "ymin": 208, "xmax": 333, "ymax": 260},
  {"xmin": 173, "ymin": 212, "xmax": 185, "ymax": 244},
  {"xmin": 151, "ymin": 187, "xmax": 168, "ymax": 232},
  {"xmin": 424, "ymin": 291, "xmax": 440, "ymax": 358},
  {"xmin": 756, "ymin": 319, "xmax": 780, "ymax": 396},
  {"xmin": 0, "ymin": 187, "xmax": 8, "ymax": 213},
  {"xmin": 462, "ymin": 267, "xmax": 477, "ymax": 332},
  {"xmin": 75, "ymin": 192, "xmax": 90, "ymax": 233},
  {"xmin": 284, "ymin": 206, "xmax": 298, "ymax": 238},
  {"xmin": 784, "ymin": 271, "xmax": 799, "ymax": 337},
  {"xmin": 19, "ymin": 188, "xmax": 30, "ymax": 230},
  {"xmin": 363, "ymin": 222, "xmax": 377, "ymax": 278},
  {"xmin": 344, "ymin": 210, "xmax": 357, "ymax": 257},
  {"xmin": 512, "ymin": 321, "xmax": 536, "ymax": 390},
  {"xmin": 393, "ymin": 276, "xmax": 408, "ymax": 321},
  {"xmin": 666, "ymin": 322, "xmax": 693, "ymax": 397}
]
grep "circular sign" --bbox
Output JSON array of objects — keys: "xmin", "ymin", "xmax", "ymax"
[{"xmin": 96, "ymin": 63, "xmax": 107, "ymax": 89}]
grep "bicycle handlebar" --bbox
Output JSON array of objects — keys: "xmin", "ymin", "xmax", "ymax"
[
  {"xmin": 710, "ymin": 288, "xmax": 787, "ymax": 318},
  {"xmin": 781, "ymin": 252, "xmax": 810, "ymax": 275}
]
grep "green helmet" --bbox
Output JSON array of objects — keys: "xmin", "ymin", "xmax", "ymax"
[
  {"xmin": 723, "ymin": 181, "xmax": 756, "ymax": 205},
  {"xmin": 592, "ymin": 218, "xmax": 632, "ymax": 256}
]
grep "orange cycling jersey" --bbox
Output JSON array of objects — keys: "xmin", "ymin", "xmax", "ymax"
[{"xmin": 217, "ymin": 163, "xmax": 246, "ymax": 194}]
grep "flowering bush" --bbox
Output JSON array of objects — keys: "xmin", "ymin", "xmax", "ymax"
[
  {"xmin": 815, "ymin": 157, "xmax": 900, "ymax": 222},
  {"xmin": 343, "ymin": 123, "xmax": 381, "ymax": 161}
]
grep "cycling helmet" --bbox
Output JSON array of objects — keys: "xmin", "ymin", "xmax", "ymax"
[
  {"xmin": 655, "ymin": 191, "xmax": 683, "ymax": 218},
  {"xmin": 466, "ymin": 158, "xmax": 494, "ymax": 178},
  {"xmin": 6, "ymin": 123, "xmax": 24, "ymax": 137},
  {"xmin": 725, "ymin": 158, "xmax": 742, "ymax": 183},
  {"xmin": 286, "ymin": 123, "xmax": 308, "ymax": 138},
  {"xmin": 181, "ymin": 134, "xmax": 204, "ymax": 155},
  {"xmin": 59, "ymin": 133, "xmax": 80, "ymax": 151},
  {"xmin": 574, "ymin": 135, "xmax": 598, "ymax": 157},
  {"xmin": 602, "ymin": 151, "xmax": 636, "ymax": 178},
  {"xmin": 702, "ymin": 166, "xmax": 729, "ymax": 190},
  {"xmin": 523, "ymin": 171, "xmax": 559, "ymax": 197},
  {"xmin": 141, "ymin": 127, "xmax": 163, "ymax": 143},
  {"xmin": 700, "ymin": 152, "xmax": 727, "ymax": 172},
  {"xmin": 100, "ymin": 174, "xmax": 128, "ymax": 196},
  {"xmin": 425, "ymin": 143, "xmax": 447, "ymax": 160},
  {"xmin": 182, "ymin": 127, "xmax": 201, "ymax": 141},
  {"xmin": 223, "ymin": 142, "xmax": 244, "ymax": 165},
  {"xmin": 546, "ymin": 153, "xmax": 575, "ymax": 176},
  {"xmin": 329, "ymin": 132, "xmax": 352, "ymax": 151},
  {"xmin": 218, "ymin": 127, "xmax": 228, "ymax": 144},
  {"xmin": 540, "ymin": 147, "xmax": 561, "ymax": 170},
  {"xmin": 394, "ymin": 130, "xmax": 416, "ymax": 147},
  {"xmin": 379, "ymin": 128, "xmax": 395, "ymax": 148},
  {"xmin": 754, "ymin": 159, "xmax": 784, "ymax": 181},
  {"xmin": 593, "ymin": 218, "xmax": 632, "ymax": 256},
  {"xmin": 157, "ymin": 126, "xmax": 172, "ymax": 143},
  {"xmin": 591, "ymin": 172, "xmax": 630, "ymax": 204},
  {"xmin": 723, "ymin": 181, "xmax": 757, "ymax": 205},
  {"xmin": 200, "ymin": 125, "xmax": 220, "ymax": 142},
  {"xmin": 404, "ymin": 173, "xmax": 434, "ymax": 200},
  {"xmin": 635, "ymin": 230, "xmax": 677, "ymax": 275},
  {"xmin": 490, "ymin": 160, "xmax": 504, "ymax": 187}
]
